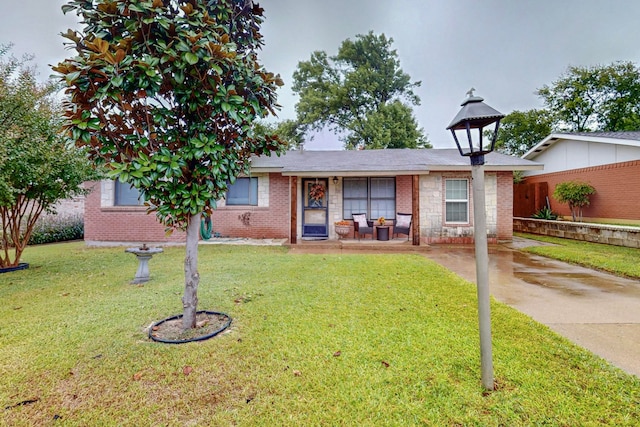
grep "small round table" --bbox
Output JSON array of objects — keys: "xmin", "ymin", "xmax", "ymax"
[{"xmin": 376, "ymin": 226, "xmax": 390, "ymax": 241}]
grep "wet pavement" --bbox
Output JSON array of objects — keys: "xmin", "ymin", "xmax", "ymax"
[{"xmin": 422, "ymin": 237, "xmax": 640, "ymax": 377}]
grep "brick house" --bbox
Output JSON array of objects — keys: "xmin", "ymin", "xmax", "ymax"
[
  {"xmin": 518, "ymin": 132, "xmax": 640, "ymax": 224},
  {"xmin": 84, "ymin": 148, "xmax": 541, "ymax": 245}
]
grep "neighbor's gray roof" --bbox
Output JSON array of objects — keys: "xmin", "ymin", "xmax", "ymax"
[
  {"xmin": 570, "ymin": 131, "xmax": 640, "ymax": 141},
  {"xmin": 523, "ymin": 131, "xmax": 640, "ymax": 159},
  {"xmin": 251, "ymin": 148, "xmax": 542, "ymax": 176}
]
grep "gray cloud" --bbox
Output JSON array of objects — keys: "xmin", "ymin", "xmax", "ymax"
[{"xmin": 3, "ymin": 0, "xmax": 639, "ymax": 148}]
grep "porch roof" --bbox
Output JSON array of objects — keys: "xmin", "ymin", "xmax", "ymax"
[{"xmin": 251, "ymin": 148, "xmax": 542, "ymax": 176}]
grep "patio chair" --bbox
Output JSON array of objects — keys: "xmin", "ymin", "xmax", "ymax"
[
  {"xmin": 393, "ymin": 212, "xmax": 412, "ymax": 240},
  {"xmin": 352, "ymin": 213, "xmax": 374, "ymax": 240}
]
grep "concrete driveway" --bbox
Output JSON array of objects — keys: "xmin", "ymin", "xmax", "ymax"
[{"xmin": 423, "ymin": 237, "xmax": 640, "ymax": 377}]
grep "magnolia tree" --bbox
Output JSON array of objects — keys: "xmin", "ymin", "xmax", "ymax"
[
  {"xmin": 55, "ymin": 0, "xmax": 285, "ymax": 329},
  {"xmin": 0, "ymin": 46, "xmax": 95, "ymax": 268}
]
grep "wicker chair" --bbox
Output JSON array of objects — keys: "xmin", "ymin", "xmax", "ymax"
[
  {"xmin": 352, "ymin": 213, "xmax": 374, "ymax": 240},
  {"xmin": 393, "ymin": 212, "xmax": 412, "ymax": 240}
]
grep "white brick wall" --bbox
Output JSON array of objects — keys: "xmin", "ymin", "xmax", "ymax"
[
  {"xmin": 419, "ymin": 172, "xmax": 498, "ymax": 240},
  {"xmin": 257, "ymin": 173, "xmax": 269, "ymax": 207},
  {"xmin": 101, "ymin": 180, "xmax": 114, "ymax": 207},
  {"xmin": 329, "ymin": 177, "xmax": 343, "ymax": 239}
]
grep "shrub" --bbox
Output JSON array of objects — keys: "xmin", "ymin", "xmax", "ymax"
[
  {"xmin": 532, "ymin": 206, "xmax": 558, "ymax": 220},
  {"xmin": 28, "ymin": 214, "xmax": 84, "ymax": 245},
  {"xmin": 553, "ymin": 181, "xmax": 596, "ymax": 222}
]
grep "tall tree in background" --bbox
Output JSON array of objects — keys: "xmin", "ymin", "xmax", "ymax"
[
  {"xmin": 254, "ymin": 119, "xmax": 304, "ymax": 149},
  {"xmin": 291, "ymin": 32, "xmax": 430, "ymax": 149},
  {"xmin": 55, "ymin": 0, "xmax": 285, "ymax": 330},
  {"xmin": 494, "ymin": 109, "xmax": 554, "ymax": 157},
  {"xmin": 0, "ymin": 46, "xmax": 96, "ymax": 268},
  {"xmin": 537, "ymin": 62, "xmax": 640, "ymax": 132}
]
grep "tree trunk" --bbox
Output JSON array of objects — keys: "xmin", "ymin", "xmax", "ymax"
[
  {"xmin": 182, "ymin": 212, "xmax": 201, "ymax": 330},
  {"xmin": 0, "ymin": 196, "xmax": 44, "ymax": 268},
  {"xmin": 569, "ymin": 203, "xmax": 577, "ymax": 222}
]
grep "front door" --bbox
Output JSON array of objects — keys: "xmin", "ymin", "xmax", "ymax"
[{"xmin": 302, "ymin": 178, "xmax": 328, "ymax": 238}]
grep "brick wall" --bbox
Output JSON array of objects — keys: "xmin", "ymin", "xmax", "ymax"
[
  {"xmin": 85, "ymin": 174, "xmax": 291, "ymax": 244},
  {"xmin": 395, "ymin": 175, "xmax": 413, "ymax": 214},
  {"xmin": 210, "ymin": 173, "xmax": 290, "ymax": 239},
  {"xmin": 84, "ymin": 181, "xmax": 186, "ymax": 243},
  {"xmin": 496, "ymin": 171, "xmax": 514, "ymax": 241},
  {"xmin": 523, "ymin": 160, "xmax": 640, "ymax": 221},
  {"xmin": 85, "ymin": 170, "xmax": 516, "ymax": 244},
  {"xmin": 42, "ymin": 195, "xmax": 85, "ymax": 219},
  {"xmin": 420, "ymin": 171, "xmax": 513, "ymax": 244}
]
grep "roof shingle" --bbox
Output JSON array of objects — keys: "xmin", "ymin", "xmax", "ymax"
[{"xmin": 251, "ymin": 148, "xmax": 542, "ymax": 175}]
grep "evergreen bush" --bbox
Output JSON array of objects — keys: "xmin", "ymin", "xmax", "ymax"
[{"xmin": 28, "ymin": 214, "xmax": 84, "ymax": 245}]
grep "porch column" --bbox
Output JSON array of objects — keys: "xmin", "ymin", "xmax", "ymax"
[
  {"xmin": 290, "ymin": 176, "xmax": 297, "ymax": 244},
  {"xmin": 412, "ymin": 175, "xmax": 420, "ymax": 245}
]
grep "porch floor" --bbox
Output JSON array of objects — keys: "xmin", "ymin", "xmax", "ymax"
[{"xmin": 288, "ymin": 237, "xmax": 428, "ymax": 254}]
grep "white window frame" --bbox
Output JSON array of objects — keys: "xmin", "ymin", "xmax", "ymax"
[{"xmin": 445, "ymin": 178, "xmax": 469, "ymax": 224}]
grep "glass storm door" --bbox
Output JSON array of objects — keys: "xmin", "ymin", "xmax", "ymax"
[{"xmin": 302, "ymin": 178, "xmax": 328, "ymax": 238}]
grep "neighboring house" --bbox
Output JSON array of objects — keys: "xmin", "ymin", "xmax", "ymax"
[
  {"xmin": 42, "ymin": 195, "xmax": 85, "ymax": 219},
  {"xmin": 83, "ymin": 148, "xmax": 541, "ymax": 245},
  {"xmin": 518, "ymin": 132, "xmax": 640, "ymax": 223}
]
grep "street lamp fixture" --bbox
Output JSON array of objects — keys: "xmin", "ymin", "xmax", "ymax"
[
  {"xmin": 447, "ymin": 88, "xmax": 504, "ymax": 165},
  {"xmin": 447, "ymin": 89, "xmax": 504, "ymax": 391}
]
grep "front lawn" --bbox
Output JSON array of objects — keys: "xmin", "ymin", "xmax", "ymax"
[
  {"xmin": 1, "ymin": 243, "xmax": 639, "ymax": 426},
  {"xmin": 515, "ymin": 232, "xmax": 640, "ymax": 279}
]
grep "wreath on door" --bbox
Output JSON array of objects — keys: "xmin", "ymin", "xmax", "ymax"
[{"xmin": 309, "ymin": 183, "xmax": 325, "ymax": 207}]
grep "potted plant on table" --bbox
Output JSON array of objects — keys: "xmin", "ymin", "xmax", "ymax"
[
  {"xmin": 334, "ymin": 220, "xmax": 351, "ymax": 239},
  {"xmin": 377, "ymin": 216, "xmax": 386, "ymax": 226}
]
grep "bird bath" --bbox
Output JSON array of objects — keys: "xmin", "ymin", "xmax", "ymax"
[{"xmin": 125, "ymin": 244, "xmax": 163, "ymax": 284}]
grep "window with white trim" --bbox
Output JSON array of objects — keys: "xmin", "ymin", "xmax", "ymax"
[
  {"xmin": 226, "ymin": 177, "xmax": 258, "ymax": 205},
  {"xmin": 343, "ymin": 177, "xmax": 395, "ymax": 219},
  {"xmin": 445, "ymin": 178, "xmax": 469, "ymax": 223}
]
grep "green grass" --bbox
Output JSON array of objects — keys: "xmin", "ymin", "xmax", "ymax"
[
  {"xmin": 1, "ymin": 243, "xmax": 639, "ymax": 426},
  {"xmin": 515, "ymin": 232, "xmax": 640, "ymax": 279}
]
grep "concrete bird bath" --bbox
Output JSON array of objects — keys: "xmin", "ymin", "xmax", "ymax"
[{"xmin": 125, "ymin": 244, "xmax": 163, "ymax": 284}]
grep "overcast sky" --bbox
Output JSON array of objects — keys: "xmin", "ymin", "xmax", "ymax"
[{"xmin": 3, "ymin": 0, "xmax": 640, "ymax": 149}]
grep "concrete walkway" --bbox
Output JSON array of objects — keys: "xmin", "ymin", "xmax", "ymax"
[{"xmin": 421, "ymin": 237, "xmax": 640, "ymax": 377}]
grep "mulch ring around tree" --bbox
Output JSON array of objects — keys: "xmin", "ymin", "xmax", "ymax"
[
  {"xmin": 0, "ymin": 263, "xmax": 29, "ymax": 274},
  {"xmin": 148, "ymin": 311, "xmax": 232, "ymax": 344}
]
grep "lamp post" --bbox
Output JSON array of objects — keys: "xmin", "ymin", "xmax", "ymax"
[{"xmin": 447, "ymin": 89, "xmax": 504, "ymax": 390}]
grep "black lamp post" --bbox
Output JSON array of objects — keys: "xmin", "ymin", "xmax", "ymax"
[
  {"xmin": 447, "ymin": 89, "xmax": 504, "ymax": 390},
  {"xmin": 447, "ymin": 89, "xmax": 504, "ymax": 165}
]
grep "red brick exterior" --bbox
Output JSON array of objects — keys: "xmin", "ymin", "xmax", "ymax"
[
  {"xmin": 84, "ymin": 171, "xmax": 516, "ymax": 244},
  {"xmin": 522, "ymin": 160, "xmax": 640, "ymax": 221},
  {"xmin": 395, "ymin": 175, "xmax": 413, "ymax": 214},
  {"xmin": 210, "ymin": 173, "xmax": 290, "ymax": 239},
  {"xmin": 83, "ymin": 181, "xmax": 186, "ymax": 243}
]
